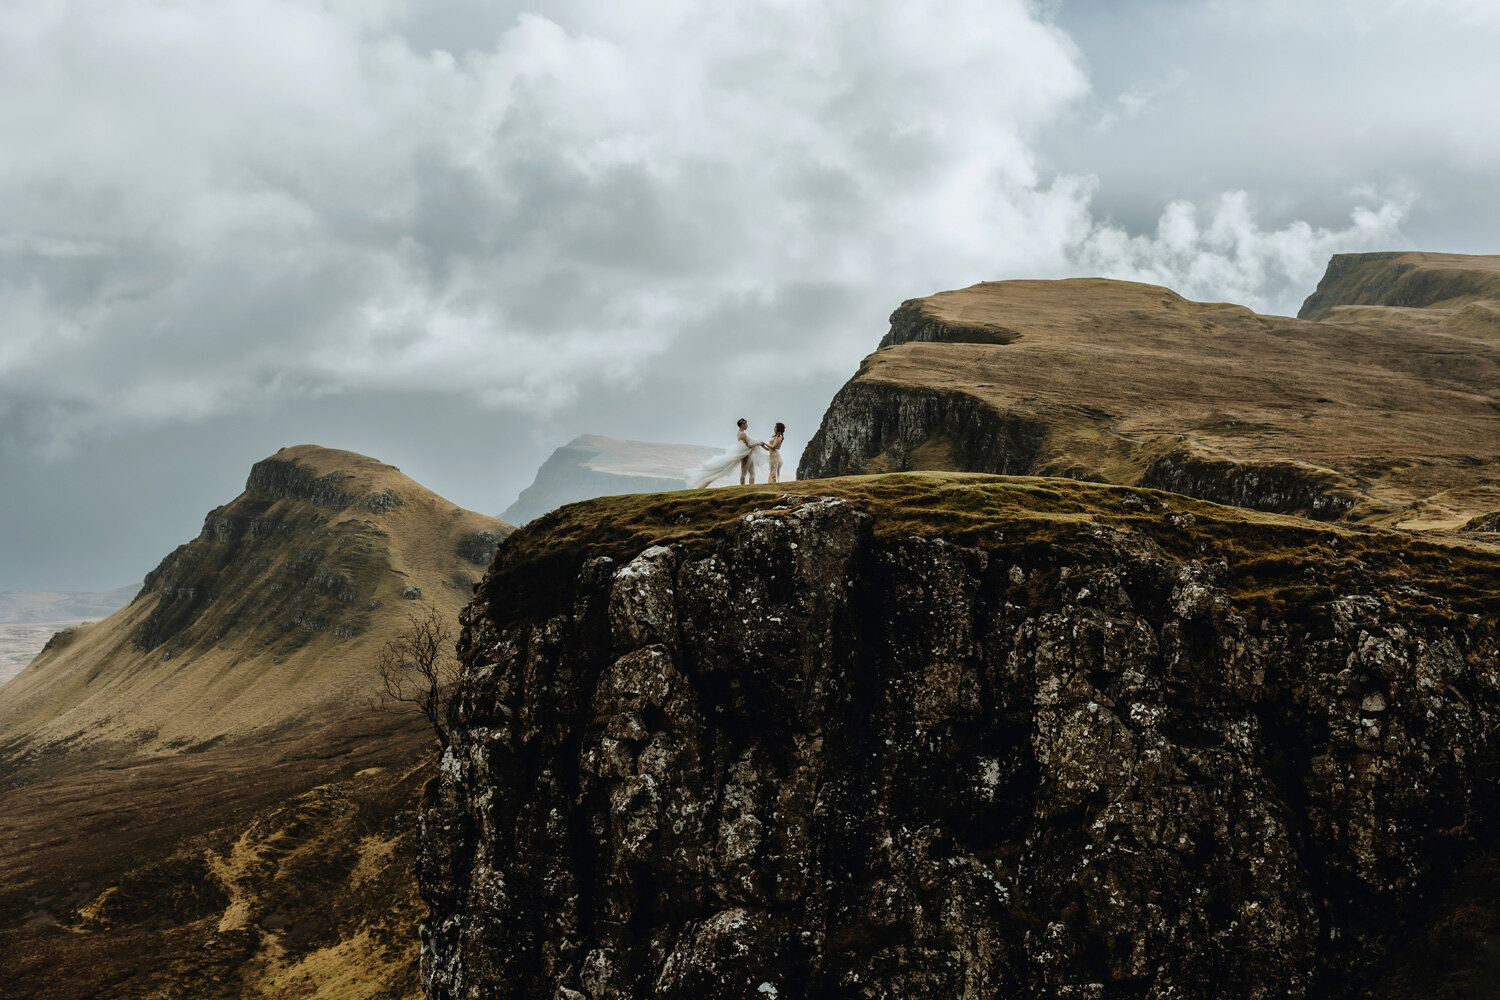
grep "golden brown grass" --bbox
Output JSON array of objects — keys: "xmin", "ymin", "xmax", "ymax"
[
  {"xmin": 840, "ymin": 274, "xmax": 1500, "ymax": 529},
  {"xmin": 0, "ymin": 445, "xmax": 510, "ymax": 755},
  {"xmin": 487, "ymin": 472, "xmax": 1500, "ymax": 626}
]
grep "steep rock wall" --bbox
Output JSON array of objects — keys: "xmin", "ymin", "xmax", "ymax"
[
  {"xmin": 1139, "ymin": 451, "xmax": 1358, "ymax": 522},
  {"xmin": 419, "ymin": 480, "xmax": 1500, "ymax": 1000},
  {"xmin": 796, "ymin": 381, "xmax": 1047, "ymax": 481}
]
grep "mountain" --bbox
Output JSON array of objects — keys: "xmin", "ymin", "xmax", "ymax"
[
  {"xmin": 0, "ymin": 444, "xmax": 510, "ymax": 756},
  {"xmin": 502, "ymin": 434, "xmax": 722, "ymax": 524},
  {"xmin": 420, "ymin": 474, "xmax": 1500, "ymax": 998},
  {"xmin": 0, "ymin": 444, "xmax": 511, "ymax": 1000},
  {"xmin": 1298, "ymin": 251, "xmax": 1500, "ymax": 337},
  {"xmin": 0, "ymin": 584, "xmax": 138, "ymax": 625},
  {"xmin": 798, "ymin": 257, "xmax": 1500, "ymax": 532}
]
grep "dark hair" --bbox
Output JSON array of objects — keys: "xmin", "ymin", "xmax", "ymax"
[
  {"xmin": 737, "ymin": 418, "xmax": 747, "ymax": 428},
  {"xmin": 774, "ymin": 422, "xmax": 785, "ymax": 434}
]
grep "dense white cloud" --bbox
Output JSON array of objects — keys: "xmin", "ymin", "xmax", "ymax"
[
  {"xmin": 0, "ymin": 0, "xmax": 1095, "ymax": 453},
  {"xmin": 2, "ymin": 0, "xmax": 1432, "ymax": 459},
  {"xmin": 6, "ymin": 0, "xmax": 1500, "ymax": 590},
  {"xmin": 1077, "ymin": 190, "xmax": 1409, "ymax": 315}
]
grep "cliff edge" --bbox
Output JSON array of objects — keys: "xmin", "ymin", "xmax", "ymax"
[
  {"xmin": 798, "ymin": 269, "xmax": 1500, "ymax": 532},
  {"xmin": 1298, "ymin": 251, "xmax": 1500, "ymax": 336},
  {"xmin": 420, "ymin": 475, "xmax": 1500, "ymax": 999}
]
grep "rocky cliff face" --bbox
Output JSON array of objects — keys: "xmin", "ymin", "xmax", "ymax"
[
  {"xmin": 798, "ymin": 271, "xmax": 1500, "ymax": 531},
  {"xmin": 418, "ymin": 475, "xmax": 1500, "ymax": 999}
]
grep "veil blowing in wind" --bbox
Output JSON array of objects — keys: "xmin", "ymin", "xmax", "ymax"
[{"xmin": 685, "ymin": 418, "xmax": 765, "ymax": 489}]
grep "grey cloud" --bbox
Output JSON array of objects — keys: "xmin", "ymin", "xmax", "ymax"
[{"xmin": 4, "ymin": 0, "xmax": 1498, "ymax": 590}]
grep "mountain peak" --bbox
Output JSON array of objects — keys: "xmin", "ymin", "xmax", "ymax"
[
  {"xmin": 502, "ymin": 435, "xmax": 721, "ymax": 525},
  {"xmin": 246, "ymin": 444, "xmax": 421, "ymax": 512},
  {"xmin": 0, "ymin": 445, "xmax": 512, "ymax": 754}
]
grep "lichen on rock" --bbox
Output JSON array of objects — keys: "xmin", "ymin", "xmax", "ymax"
[{"xmin": 419, "ymin": 476, "xmax": 1500, "ymax": 999}]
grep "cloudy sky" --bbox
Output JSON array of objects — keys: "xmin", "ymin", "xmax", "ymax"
[{"xmin": 2, "ymin": 0, "xmax": 1497, "ymax": 591}]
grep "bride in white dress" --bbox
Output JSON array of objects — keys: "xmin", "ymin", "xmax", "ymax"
[{"xmin": 685, "ymin": 418, "xmax": 767, "ymax": 489}]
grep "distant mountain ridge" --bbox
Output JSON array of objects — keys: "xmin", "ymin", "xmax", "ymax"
[
  {"xmin": 502, "ymin": 434, "xmax": 721, "ymax": 524},
  {"xmin": 0, "ymin": 585, "xmax": 138, "ymax": 625}
]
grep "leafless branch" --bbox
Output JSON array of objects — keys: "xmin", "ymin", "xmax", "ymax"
[{"xmin": 373, "ymin": 606, "xmax": 458, "ymax": 748}]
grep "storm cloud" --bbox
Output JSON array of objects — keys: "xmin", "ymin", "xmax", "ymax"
[{"xmin": 1, "ymin": 0, "xmax": 1495, "ymax": 589}]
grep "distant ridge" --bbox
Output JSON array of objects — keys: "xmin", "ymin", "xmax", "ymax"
[
  {"xmin": 0, "ymin": 585, "xmax": 138, "ymax": 626},
  {"xmin": 502, "ymin": 434, "xmax": 721, "ymax": 525}
]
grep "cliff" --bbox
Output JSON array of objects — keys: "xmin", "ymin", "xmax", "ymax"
[
  {"xmin": 798, "ymin": 270, "xmax": 1500, "ymax": 531},
  {"xmin": 419, "ymin": 474, "xmax": 1500, "ymax": 999},
  {"xmin": 1298, "ymin": 252, "xmax": 1500, "ymax": 337},
  {"xmin": 503, "ymin": 436, "xmax": 723, "ymax": 525}
]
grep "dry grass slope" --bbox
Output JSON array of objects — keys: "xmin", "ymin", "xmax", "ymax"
[
  {"xmin": 0, "ymin": 445, "xmax": 511, "ymax": 1000},
  {"xmin": 800, "ymin": 262, "xmax": 1500, "ymax": 532},
  {"xmin": 0, "ymin": 444, "xmax": 511, "ymax": 755}
]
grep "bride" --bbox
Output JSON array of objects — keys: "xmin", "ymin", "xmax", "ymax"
[{"xmin": 685, "ymin": 418, "xmax": 767, "ymax": 489}]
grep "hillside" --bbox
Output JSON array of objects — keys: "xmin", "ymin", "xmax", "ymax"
[
  {"xmin": 0, "ymin": 444, "xmax": 510, "ymax": 755},
  {"xmin": 799, "ymin": 259, "xmax": 1500, "ymax": 532},
  {"xmin": 502, "ymin": 434, "xmax": 721, "ymax": 524},
  {"xmin": 1298, "ymin": 251, "xmax": 1500, "ymax": 338},
  {"xmin": 0, "ymin": 445, "xmax": 511, "ymax": 1000},
  {"xmin": 421, "ymin": 474, "xmax": 1500, "ymax": 998}
]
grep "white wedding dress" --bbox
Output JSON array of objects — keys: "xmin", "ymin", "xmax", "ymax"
[{"xmin": 685, "ymin": 435, "xmax": 764, "ymax": 489}]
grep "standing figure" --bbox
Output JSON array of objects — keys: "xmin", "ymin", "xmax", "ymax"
[
  {"xmin": 766, "ymin": 422, "xmax": 786, "ymax": 483},
  {"xmin": 684, "ymin": 418, "xmax": 765, "ymax": 490},
  {"xmin": 737, "ymin": 418, "xmax": 764, "ymax": 484}
]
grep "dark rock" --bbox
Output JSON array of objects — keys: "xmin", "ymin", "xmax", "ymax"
[
  {"xmin": 797, "ymin": 380, "xmax": 1046, "ymax": 481},
  {"xmin": 456, "ymin": 531, "xmax": 506, "ymax": 568},
  {"xmin": 1139, "ymin": 451, "xmax": 1357, "ymax": 521},
  {"xmin": 418, "ymin": 489, "xmax": 1500, "ymax": 999}
]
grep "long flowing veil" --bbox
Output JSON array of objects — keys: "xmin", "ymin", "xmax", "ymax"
[{"xmin": 685, "ymin": 438, "xmax": 763, "ymax": 489}]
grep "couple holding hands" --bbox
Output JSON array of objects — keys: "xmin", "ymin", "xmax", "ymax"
[{"xmin": 684, "ymin": 418, "xmax": 787, "ymax": 489}]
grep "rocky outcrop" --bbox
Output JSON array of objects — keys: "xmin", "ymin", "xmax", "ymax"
[
  {"xmin": 877, "ymin": 297, "xmax": 1019, "ymax": 348},
  {"xmin": 418, "ymin": 476, "xmax": 1500, "ymax": 999},
  {"xmin": 1139, "ymin": 451, "xmax": 1357, "ymax": 521},
  {"xmin": 798, "ymin": 379, "xmax": 1046, "ymax": 480}
]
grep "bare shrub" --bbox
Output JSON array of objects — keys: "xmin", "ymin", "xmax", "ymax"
[{"xmin": 374, "ymin": 606, "xmax": 458, "ymax": 748}]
